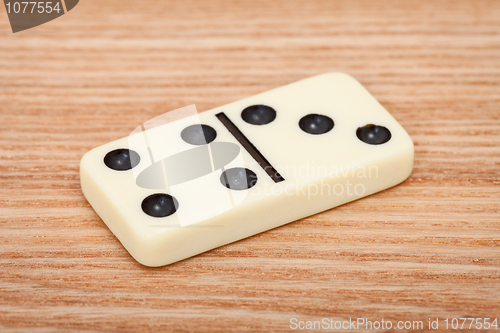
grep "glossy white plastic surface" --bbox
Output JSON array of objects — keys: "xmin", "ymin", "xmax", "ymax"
[{"xmin": 80, "ymin": 73, "xmax": 414, "ymax": 267}]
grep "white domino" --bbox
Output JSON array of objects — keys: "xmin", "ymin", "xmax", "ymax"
[{"xmin": 80, "ymin": 73, "xmax": 414, "ymax": 267}]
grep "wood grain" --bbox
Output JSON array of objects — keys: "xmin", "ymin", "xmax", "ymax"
[{"xmin": 0, "ymin": 0, "xmax": 499, "ymax": 331}]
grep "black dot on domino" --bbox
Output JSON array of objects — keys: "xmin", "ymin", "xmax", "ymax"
[
  {"xmin": 181, "ymin": 124, "xmax": 217, "ymax": 145},
  {"xmin": 141, "ymin": 193, "xmax": 179, "ymax": 217},
  {"xmin": 299, "ymin": 114, "xmax": 334, "ymax": 135},
  {"xmin": 356, "ymin": 124, "xmax": 391, "ymax": 145},
  {"xmin": 220, "ymin": 168, "xmax": 258, "ymax": 191},
  {"xmin": 104, "ymin": 149, "xmax": 140, "ymax": 171},
  {"xmin": 241, "ymin": 105, "xmax": 276, "ymax": 125}
]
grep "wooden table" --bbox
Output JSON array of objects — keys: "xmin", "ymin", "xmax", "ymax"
[{"xmin": 1, "ymin": 0, "xmax": 499, "ymax": 331}]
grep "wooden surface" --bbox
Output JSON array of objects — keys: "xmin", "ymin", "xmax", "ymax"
[{"xmin": 1, "ymin": 0, "xmax": 499, "ymax": 332}]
